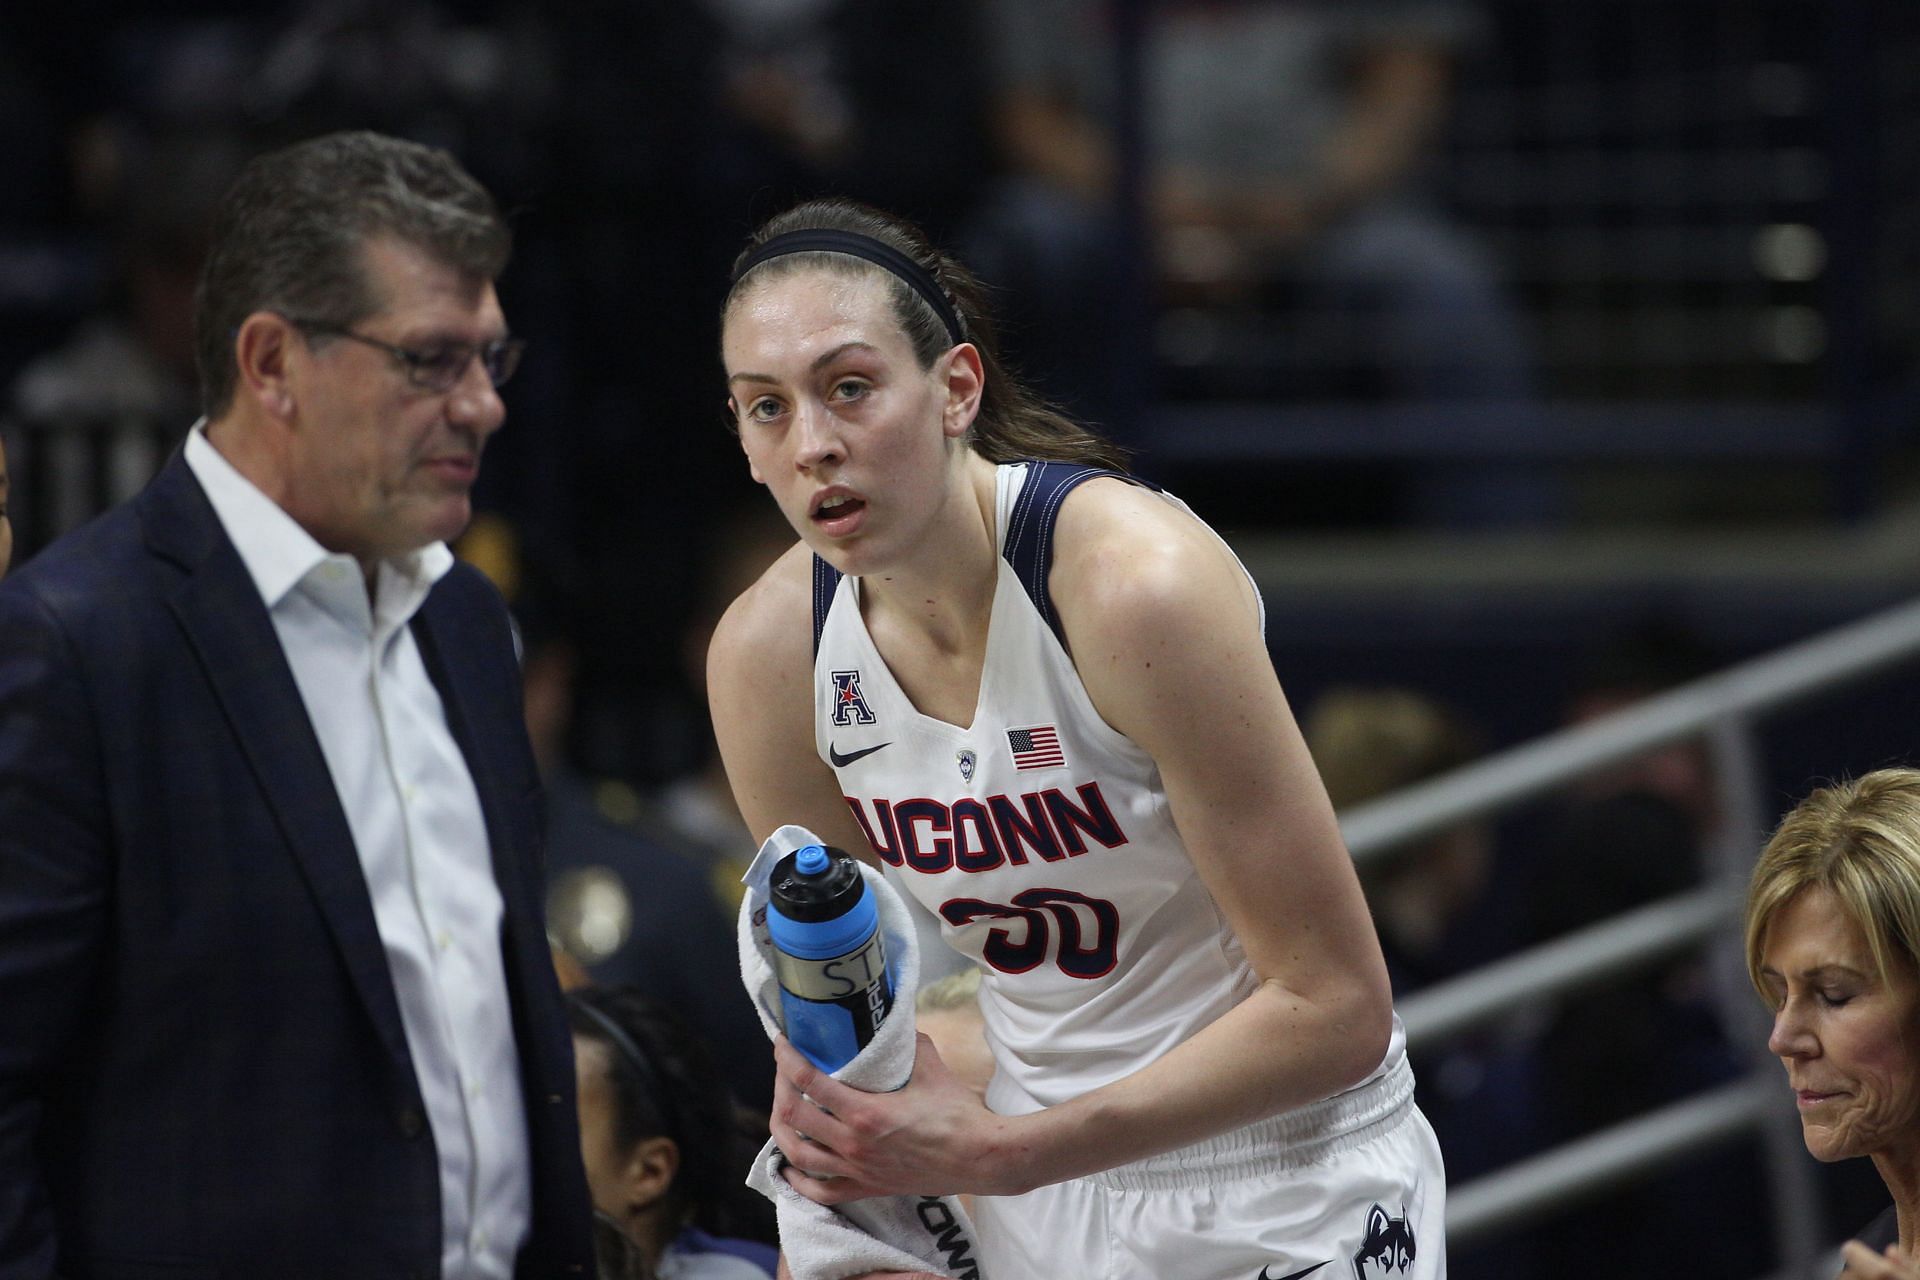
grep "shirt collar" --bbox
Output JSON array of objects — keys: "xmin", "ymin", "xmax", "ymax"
[{"xmin": 183, "ymin": 421, "xmax": 454, "ymax": 617}]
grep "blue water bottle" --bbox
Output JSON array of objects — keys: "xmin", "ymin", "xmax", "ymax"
[{"xmin": 766, "ymin": 844, "xmax": 895, "ymax": 1073}]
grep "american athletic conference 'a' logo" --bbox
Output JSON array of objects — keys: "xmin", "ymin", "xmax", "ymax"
[{"xmin": 831, "ymin": 669, "xmax": 877, "ymax": 727}]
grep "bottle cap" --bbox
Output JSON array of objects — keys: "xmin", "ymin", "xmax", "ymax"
[{"xmin": 769, "ymin": 844, "xmax": 864, "ymax": 923}]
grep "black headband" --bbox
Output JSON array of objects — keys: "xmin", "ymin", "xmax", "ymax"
[
  {"xmin": 572, "ymin": 998, "xmax": 682, "ymax": 1151},
  {"xmin": 732, "ymin": 228, "xmax": 965, "ymax": 347}
]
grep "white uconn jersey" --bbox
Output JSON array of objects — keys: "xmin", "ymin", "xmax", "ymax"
[{"xmin": 814, "ymin": 461, "xmax": 1276, "ymax": 1115}]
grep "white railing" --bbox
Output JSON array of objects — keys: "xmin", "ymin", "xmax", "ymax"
[{"xmin": 1339, "ymin": 594, "xmax": 1920, "ymax": 1275}]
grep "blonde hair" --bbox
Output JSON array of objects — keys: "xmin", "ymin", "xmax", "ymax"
[
  {"xmin": 915, "ymin": 966, "xmax": 983, "ymax": 1013},
  {"xmin": 1303, "ymin": 687, "xmax": 1479, "ymax": 813},
  {"xmin": 1744, "ymin": 768, "xmax": 1920, "ymax": 1002}
]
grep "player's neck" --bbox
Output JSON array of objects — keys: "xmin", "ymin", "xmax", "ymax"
[{"xmin": 859, "ymin": 456, "xmax": 999, "ymax": 655}]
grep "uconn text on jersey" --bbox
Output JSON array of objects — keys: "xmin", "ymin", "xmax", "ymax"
[{"xmin": 844, "ymin": 782, "xmax": 1130, "ymax": 874}]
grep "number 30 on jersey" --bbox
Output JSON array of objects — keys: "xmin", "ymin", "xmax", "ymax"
[{"xmin": 939, "ymin": 888, "xmax": 1119, "ymax": 979}]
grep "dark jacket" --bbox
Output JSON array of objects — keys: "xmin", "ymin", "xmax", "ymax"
[{"xmin": 0, "ymin": 452, "xmax": 594, "ymax": 1279}]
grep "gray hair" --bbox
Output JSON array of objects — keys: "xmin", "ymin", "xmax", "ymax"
[{"xmin": 193, "ymin": 130, "xmax": 509, "ymax": 416}]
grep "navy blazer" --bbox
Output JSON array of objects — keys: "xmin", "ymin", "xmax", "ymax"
[{"xmin": 0, "ymin": 452, "xmax": 594, "ymax": 1279}]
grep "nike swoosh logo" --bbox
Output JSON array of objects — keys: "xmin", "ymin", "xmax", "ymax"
[
  {"xmin": 828, "ymin": 741, "xmax": 892, "ymax": 767},
  {"xmin": 1259, "ymin": 1264, "xmax": 1329, "ymax": 1280}
]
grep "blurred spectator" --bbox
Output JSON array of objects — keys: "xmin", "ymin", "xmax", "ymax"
[
  {"xmin": 534, "ymin": 0, "xmax": 993, "ymax": 783},
  {"xmin": 1305, "ymin": 685, "xmax": 1493, "ymax": 991},
  {"xmin": 970, "ymin": 0, "xmax": 1551, "ymax": 525},
  {"xmin": 695, "ymin": 0, "xmax": 992, "ymax": 246},
  {"xmin": 1524, "ymin": 621, "xmax": 1768, "ymax": 1280},
  {"xmin": 11, "ymin": 128, "xmax": 237, "ymax": 425},
  {"xmin": 0, "ymin": 9, "xmax": 116, "ymax": 401},
  {"xmin": 510, "ymin": 555, "xmax": 774, "ymax": 1114},
  {"xmin": 1304, "ymin": 684, "xmax": 1541, "ymax": 1272},
  {"xmin": 1557, "ymin": 620, "xmax": 1723, "ymax": 840},
  {"xmin": 5, "ymin": 1, "xmax": 564, "ymax": 559},
  {"xmin": 650, "ymin": 503, "xmax": 796, "ymax": 916},
  {"xmin": 566, "ymin": 986, "xmax": 779, "ymax": 1280},
  {"xmin": 4, "ymin": 128, "xmax": 243, "ymax": 551},
  {"xmin": 0, "ymin": 432, "xmax": 12, "ymax": 580},
  {"xmin": 1531, "ymin": 621, "xmax": 1737, "ymax": 972}
]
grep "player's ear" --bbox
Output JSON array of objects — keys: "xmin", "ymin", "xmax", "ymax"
[{"xmin": 940, "ymin": 343, "xmax": 983, "ymax": 440}]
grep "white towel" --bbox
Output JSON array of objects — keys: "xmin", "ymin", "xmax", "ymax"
[{"xmin": 737, "ymin": 825, "xmax": 986, "ymax": 1280}]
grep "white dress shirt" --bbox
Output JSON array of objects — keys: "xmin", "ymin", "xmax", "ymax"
[{"xmin": 185, "ymin": 425, "xmax": 531, "ymax": 1279}]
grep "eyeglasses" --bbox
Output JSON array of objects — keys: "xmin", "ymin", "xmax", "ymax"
[{"xmin": 291, "ymin": 320, "xmax": 527, "ymax": 392}]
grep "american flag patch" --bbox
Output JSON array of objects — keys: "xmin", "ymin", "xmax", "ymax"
[{"xmin": 1008, "ymin": 725, "xmax": 1065, "ymax": 770}]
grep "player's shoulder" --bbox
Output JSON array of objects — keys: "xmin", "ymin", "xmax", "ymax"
[
  {"xmin": 1047, "ymin": 471, "xmax": 1195, "ymax": 542},
  {"xmin": 709, "ymin": 539, "xmax": 815, "ymax": 676},
  {"xmin": 1050, "ymin": 475, "xmax": 1237, "ymax": 620}
]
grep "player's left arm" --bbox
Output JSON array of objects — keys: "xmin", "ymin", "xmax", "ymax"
[
  {"xmin": 1015, "ymin": 478, "xmax": 1394, "ymax": 1172},
  {"xmin": 767, "ymin": 479, "xmax": 1392, "ymax": 1200}
]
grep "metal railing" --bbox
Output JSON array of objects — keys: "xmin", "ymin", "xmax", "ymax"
[
  {"xmin": 1341, "ymin": 595, "xmax": 1920, "ymax": 868},
  {"xmin": 3, "ymin": 412, "xmax": 184, "ymax": 559},
  {"xmin": 1339, "ymin": 593, "xmax": 1920, "ymax": 1272}
]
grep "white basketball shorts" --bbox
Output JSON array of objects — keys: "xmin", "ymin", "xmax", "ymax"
[{"xmin": 969, "ymin": 1055, "xmax": 1445, "ymax": 1279}]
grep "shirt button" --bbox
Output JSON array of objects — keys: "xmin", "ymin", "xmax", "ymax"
[
  {"xmin": 435, "ymin": 930, "xmax": 452, "ymax": 952},
  {"xmin": 396, "ymin": 1106, "xmax": 425, "ymax": 1139},
  {"xmin": 472, "ymin": 1230, "xmax": 488, "ymax": 1253}
]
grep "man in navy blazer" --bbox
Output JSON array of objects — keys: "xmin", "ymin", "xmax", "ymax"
[{"xmin": 0, "ymin": 132, "xmax": 594, "ymax": 1279}]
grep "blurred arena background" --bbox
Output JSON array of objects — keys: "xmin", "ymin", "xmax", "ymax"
[{"xmin": 1, "ymin": 2, "xmax": 1914, "ymax": 1274}]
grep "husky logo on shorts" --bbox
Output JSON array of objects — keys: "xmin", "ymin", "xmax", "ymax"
[
  {"xmin": 1351, "ymin": 1203, "xmax": 1415, "ymax": 1278},
  {"xmin": 831, "ymin": 669, "xmax": 877, "ymax": 726}
]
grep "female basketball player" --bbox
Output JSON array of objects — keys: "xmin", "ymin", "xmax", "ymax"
[{"xmin": 708, "ymin": 198, "xmax": 1445, "ymax": 1279}]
